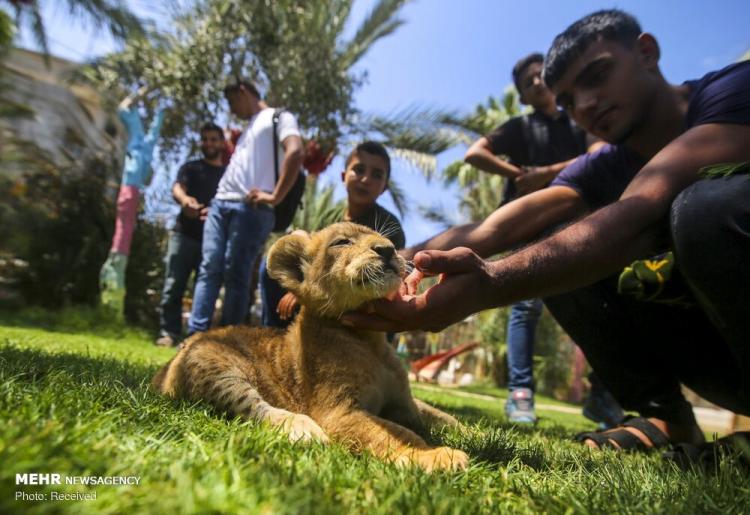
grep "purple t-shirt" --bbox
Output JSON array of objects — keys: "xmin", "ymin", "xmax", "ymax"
[{"xmin": 551, "ymin": 61, "xmax": 750, "ymax": 211}]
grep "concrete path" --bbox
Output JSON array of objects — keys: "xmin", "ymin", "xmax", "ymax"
[{"xmin": 411, "ymin": 383, "xmax": 735, "ymax": 433}]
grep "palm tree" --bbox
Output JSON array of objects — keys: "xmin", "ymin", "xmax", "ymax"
[{"xmin": 409, "ymin": 88, "xmax": 524, "ymax": 226}]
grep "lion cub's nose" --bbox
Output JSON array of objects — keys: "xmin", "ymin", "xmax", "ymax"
[{"xmin": 373, "ymin": 245, "xmax": 395, "ymax": 261}]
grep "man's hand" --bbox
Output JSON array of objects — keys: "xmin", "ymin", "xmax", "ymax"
[
  {"xmin": 277, "ymin": 292, "xmax": 299, "ymax": 320},
  {"xmin": 341, "ymin": 247, "xmax": 497, "ymax": 332},
  {"xmin": 181, "ymin": 196, "xmax": 203, "ymax": 219},
  {"xmin": 246, "ymin": 188, "xmax": 276, "ymax": 206},
  {"xmin": 516, "ymin": 166, "xmax": 554, "ymax": 196}
]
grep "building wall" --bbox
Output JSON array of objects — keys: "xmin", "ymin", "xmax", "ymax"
[{"xmin": 0, "ymin": 47, "xmax": 124, "ymax": 179}]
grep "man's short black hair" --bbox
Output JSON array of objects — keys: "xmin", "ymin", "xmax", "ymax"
[
  {"xmin": 345, "ymin": 141, "xmax": 391, "ymax": 180},
  {"xmin": 200, "ymin": 122, "xmax": 224, "ymax": 139},
  {"xmin": 223, "ymin": 78, "xmax": 261, "ymax": 99},
  {"xmin": 544, "ymin": 9, "xmax": 642, "ymax": 89},
  {"xmin": 512, "ymin": 52, "xmax": 544, "ymax": 93}
]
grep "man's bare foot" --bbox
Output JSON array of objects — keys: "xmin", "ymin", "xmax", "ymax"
[{"xmin": 578, "ymin": 416, "xmax": 704, "ymax": 451}]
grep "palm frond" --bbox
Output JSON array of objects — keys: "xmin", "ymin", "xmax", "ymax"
[
  {"xmin": 62, "ymin": 0, "xmax": 144, "ymax": 41},
  {"xmin": 292, "ymin": 178, "xmax": 346, "ymax": 232},
  {"xmin": 356, "ymin": 106, "xmax": 475, "ymax": 178},
  {"xmin": 364, "ymin": 105, "xmax": 476, "ymax": 147},
  {"xmin": 341, "ymin": 0, "xmax": 409, "ymax": 68},
  {"xmin": 8, "ymin": 0, "xmax": 143, "ymax": 65},
  {"xmin": 327, "ymin": 0, "xmax": 353, "ymax": 39},
  {"xmin": 389, "ymin": 148, "xmax": 438, "ymax": 178},
  {"xmin": 0, "ymin": 9, "xmax": 14, "ymax": 51},
  {"xmin": 441, "ymin": 160, "xmax": 481, "ymax": 188},
  {"xmin": 417, "ymin": 204, "xmax": 454, "ymax": 230},
  {"xmin": 385, "ymin": 175, "xmax": 407, "ymax": 219},
  {"xmin": 28, "ymin": 3, "xmax": 50, "ymax": 61}
]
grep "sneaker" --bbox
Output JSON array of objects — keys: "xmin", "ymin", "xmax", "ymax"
[
  {"xmin": 154, "ymin": 334, "xmax": 177, "ymax": 347},
  {"xmin": 505, "ymin": 387, "xmax": 537, "ymax": 424},
  {"xmin": 582, "ymin": 388, "xmax": 625, "ymax": 429}
]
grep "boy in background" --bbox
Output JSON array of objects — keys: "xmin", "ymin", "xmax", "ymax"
[{"xmin": 261, "ymin": 141, "xmax": 405, "ymax": 327}]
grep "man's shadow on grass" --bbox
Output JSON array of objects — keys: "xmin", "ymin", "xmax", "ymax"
[
  {"xmin": 0, "ymin": 310, "xmax": 140, "ymax": 339},
  {"xmin": 0, "ymin": 343, "xmax": 156, "ymax": 389}
]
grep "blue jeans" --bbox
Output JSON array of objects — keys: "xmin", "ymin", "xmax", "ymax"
[
  {"xmin": 259, "ymin": 257, "xmax": 292, "ymax": 328},
  {"xmin": 506, "ymin": 298, "xmax": 544, "ymax": 391},
  {"xmin": 188, "ymin": 200, "xmax": 274, "ymax": 333},
  {"xmin": 159, "ymin": 232, "xmax": 202, "ymax": 338}
]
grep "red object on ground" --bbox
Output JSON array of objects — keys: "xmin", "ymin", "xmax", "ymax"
[
  {"xmin": 111, "ymin": 185, "xmax": 140, "ymax": 255},
  {"xmin": 303, "ymin": 139, "xmax": 335, "ymax": 176},
  {"xmin": 410, "ymin": 341, "xmax": 480, "ymax": 381}
]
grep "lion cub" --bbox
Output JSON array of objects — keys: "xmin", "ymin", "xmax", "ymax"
[{"xmin": 152, "ymin": 222, "xmax": 468, "ymax": 472}]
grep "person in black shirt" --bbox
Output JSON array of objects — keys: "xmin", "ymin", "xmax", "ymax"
[
  {"xmin": 156, "ymin": 123, "xmax": 226, "ymax": 346},
  {"xmin": 460, "ymin": 53, "xmax": 616, "ymax": 425}
]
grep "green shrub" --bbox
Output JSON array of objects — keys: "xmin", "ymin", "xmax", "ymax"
[
  {"xmin": 124, "ymin": 215, "xmax": 168, "ymax": 331},
  {"xmin": 0, "ymin": 153, "xmax": 169, "ymax": 332},
  {"xmin": 0, "ymin": 158, "xmax": 116, "ymax": 307}
]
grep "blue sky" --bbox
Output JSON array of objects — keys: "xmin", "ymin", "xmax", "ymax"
[{"xmin": 12, "ymin": 0, "xmax": 750, "ymax": 244}]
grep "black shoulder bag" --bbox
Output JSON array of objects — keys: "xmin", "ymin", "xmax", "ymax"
[{"xmin": 272, "ymin": 109, "xmax": 306, "ymax": 232}]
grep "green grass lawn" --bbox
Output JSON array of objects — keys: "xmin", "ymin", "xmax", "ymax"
[{"xmin": 1, "ymin": 309, "xmax": 749, "ymax": 514}]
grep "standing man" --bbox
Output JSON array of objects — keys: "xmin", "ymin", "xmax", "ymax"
[
  {"xmin": 155, "ymin": 123, "xmax": 226, "ymax": 347},
  {"xmin": 463, "ymin": 53, "xmax": 595, "ymax": 424},
  {"xmin": 188, "ymin": 80, "xmax": 304, "ymax": 335}
]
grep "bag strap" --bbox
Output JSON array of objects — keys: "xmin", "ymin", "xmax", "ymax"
[{"xmin": 272, "ymin": 109, "xmax": 280, "ymax": 183}]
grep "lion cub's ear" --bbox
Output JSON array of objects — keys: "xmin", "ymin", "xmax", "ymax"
[{"xmin": 267, "ymin": 232, "xmax": 310, "ymax": 292}]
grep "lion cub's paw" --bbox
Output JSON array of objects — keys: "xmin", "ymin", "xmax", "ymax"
[
  {"xmin": 395, "ymin": 446, "xmax": 469, "ymax": 473},
  {"xmin": 270, "ymin": 410, "xmax": 330, "ymax": 444}
]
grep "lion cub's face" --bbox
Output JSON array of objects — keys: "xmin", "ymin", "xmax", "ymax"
[{"xmin": 267, "ymin": 222, "xmax": 406, "ymax": 317}]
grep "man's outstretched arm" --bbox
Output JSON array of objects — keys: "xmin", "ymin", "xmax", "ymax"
[
  {"xmin": 490, "ymin": 123, "xmax": 750, "ymax": 300},
  {"xmin": 345, "ymin": 123, "xmax": 750, "ymax": 332},
  {"xmin": 402, "ymin": 185, "xmax": 586, "ymax": 260}
]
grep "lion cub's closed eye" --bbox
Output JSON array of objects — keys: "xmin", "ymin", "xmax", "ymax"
[
  {"xmin": 153, "ymin": 223, "xmax": 469, "ymax": 473},
  {"xmin": 266, "ymin": 223, "xmax": 407, "ymax": 318}
]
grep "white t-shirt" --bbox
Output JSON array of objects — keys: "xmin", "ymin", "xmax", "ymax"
[{"xmin": 215, "ymin": 108, "xmax": 300, "ymax": 200}]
